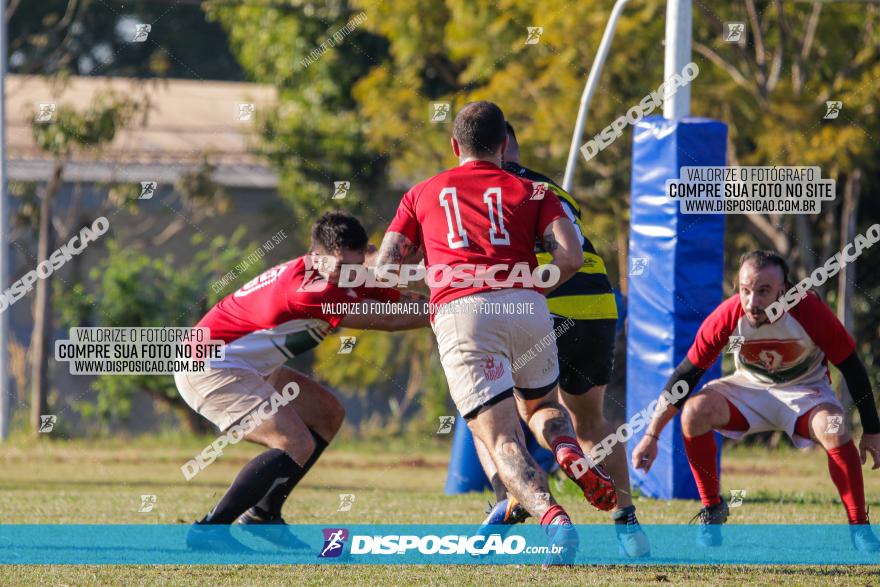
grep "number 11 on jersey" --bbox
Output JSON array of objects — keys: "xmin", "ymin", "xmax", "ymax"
[{"xmin": 439, "ymin": 187, "xmax": 510, "ymax": 249}]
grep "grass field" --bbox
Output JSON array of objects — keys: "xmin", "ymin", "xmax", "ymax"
[{"xmin": 1, "ymin": 435, "xmax": 879, "ymax": 585}]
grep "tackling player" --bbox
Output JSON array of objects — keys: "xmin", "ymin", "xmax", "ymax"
[
  {"xmin": 175, "ymin": 211, "xmax": 428, "ymax": 550},
  {"xmin": 631, "ymin": 251, "xmax": 880, "ymax": 551},
  {"xmin": 474, "ymin": 122, "xmax": 649, "ymax": 558},
  {"xmin": 376, "ymin": 101, "xmax": 617, "ymax": 563}
]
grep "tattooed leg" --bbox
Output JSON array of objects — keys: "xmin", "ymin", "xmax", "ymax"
[
  {"xmin": 467, "ymin": 397, "xmax": 557, "ymax": 519},
  {"xmin": 517, "ymin": 394, "xmax": 577, "ymax": 452},
  {"xmin": 519, "ymin": 393, "xmax": 619, "ymax": 511}
]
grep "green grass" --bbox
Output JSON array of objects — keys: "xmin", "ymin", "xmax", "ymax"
[{"xmin": 1, "ymin": 437, "xmax": 879, "ymax": 585}]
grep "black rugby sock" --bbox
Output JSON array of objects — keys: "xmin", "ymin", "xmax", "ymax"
[
  {"xmin": 254, "ymin": 430, "xmax": 329, "ymax": 519},
  {"xmin": 204, "ymin": 448, "xmax": 301, "ymax": 524}
]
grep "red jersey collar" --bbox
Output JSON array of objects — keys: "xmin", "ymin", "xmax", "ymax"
[{"xmin": 460, "ymin": 160, "xmax": 501, "ymax": 170}]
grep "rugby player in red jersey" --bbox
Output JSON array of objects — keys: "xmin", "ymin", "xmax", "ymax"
[
  {"xmin": 475, "ymin": 122, "xmax": 649, "ymax": 558},
  {"xmin": 375, "ymin": 101, "xmax": 617, "ymax": 563},
  {"xmin": 175, "ymin": 211, "xmax": 428, "ymax": 550},
  {"xmin": 632, "ymin": 251, "xmax": 880, "ymax": 551}
]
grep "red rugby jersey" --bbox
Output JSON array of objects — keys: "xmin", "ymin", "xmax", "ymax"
[
  {"xmin": 197, "ymin": 256, "xmax": 399, "ymax": 374},
  {"xmin": 687, "ymin": 291, "xmax": 855, "ymax": 387},
  {"xmin": 387, "ymin": 160, "xmax": 566, "ymax": 306}
]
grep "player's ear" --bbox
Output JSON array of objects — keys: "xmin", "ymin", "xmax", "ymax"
[
  {"xmin": 305, "ymin": 249, "xmax": 316, "ymax": 268},
  {"xmin": 451, "ymin": 137, "xmax": 460, "ymax": 158}
]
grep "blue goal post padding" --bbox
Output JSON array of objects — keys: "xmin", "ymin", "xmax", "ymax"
[{"xmin": 627, "ymin": 116, "xmax": 727, "ymax": 500}]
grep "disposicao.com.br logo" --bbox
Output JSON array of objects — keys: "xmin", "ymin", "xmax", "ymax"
[
  {"xmin": 319, "ymin": 528, "xmax": 349, "ymax": 558},
  {"xmin": 318, "ymin": 530, "xmax": 558, "ymax": 557}
]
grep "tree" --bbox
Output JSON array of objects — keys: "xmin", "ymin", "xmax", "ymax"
[
  {"xmin": 313, "ymin": 326, "xmax": 448, "ymax": 435},
  {"xmin": 690, "ymin": 2, "xmax": 880, "ymax": 286},
  {"xmin": 57, "ymin": 230, "xmax": 264, "ymax": 433},
  {"xmin": 205, "ymin": 1, "xmax": 391, "ymax": 234},
  {"xmin": 26, "ymin": 92, "xmax": 143, "ymax": 435},
  {"xmin": 8, "ymin": 0, "xmax": 244, "ymax": 79}
]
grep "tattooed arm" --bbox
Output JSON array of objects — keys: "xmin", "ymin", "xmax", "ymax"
[
  {"xmin": 375, "ymin": 231, "xmax": 424, "ymax": 267},
  {"xmin": 538, "ymin": 218, "xmax": 582, "ymax": 294}
]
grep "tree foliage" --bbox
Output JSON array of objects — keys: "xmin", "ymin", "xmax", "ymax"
[
  {"xmin": 205, "ymin": 1, "xmax": 391, "ymax": 229},
  {"xmin": 8, "ymin": 0, "xmax": 243, "ymax": 79},
  {"xmin": 139, "ymin": 1, "xmax": 880, "ymax": 431},
  {"xmin": 56, "ymin": 230, "xmax": 264, "ymax": 431},
  {"xmin": 31, "ymin": 91, "xmax": 143, "ymax": 157}
]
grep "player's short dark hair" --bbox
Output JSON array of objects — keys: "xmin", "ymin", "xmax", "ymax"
[
  {"xmin": 505, "ymin": 121, "xmax": 518, "ymax": 144},
  {"xmin": 311, "ymin": 210, "xmax": 368, "ymax": 252},
  {"xmin": 739, "ymin": 250, "xmax": 790, "ymax": 285},
  {"xmin": 453, "ymin": 101, "xmax": 507, "ymax": 157}
]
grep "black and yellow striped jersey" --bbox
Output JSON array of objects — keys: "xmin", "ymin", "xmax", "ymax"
[{"xmin": 502, "ymin": 162, "xmax": 618, "ymax": 321}]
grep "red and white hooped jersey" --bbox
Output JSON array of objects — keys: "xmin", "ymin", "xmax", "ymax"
[
  {"xmin": 196, "ymin": 256, "xmax": 400, "ymax": 374},
  {"xmin": 387, "ymin": 160, "xmax": 566, "ymax": 307},
  {"xmin": 687, "ymin": 291, "xmax": 855, "ymax": 388}
]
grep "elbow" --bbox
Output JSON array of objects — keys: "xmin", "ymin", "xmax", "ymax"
[{"xmin": 559, "ymin": 251, "xmax": 582, "ymax": 278}]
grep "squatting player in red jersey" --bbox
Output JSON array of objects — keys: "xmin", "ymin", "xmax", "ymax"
[
  {"xmin": 631, "ymin": 251, "xmax": 880, "ymax": 551},
  {"xmin": 175, "ymin": 211, "xmax": 428, "ymax": 550},
  {"xmin": 375, "ymin": 101, "xmax": 617, "ymax": 562}
]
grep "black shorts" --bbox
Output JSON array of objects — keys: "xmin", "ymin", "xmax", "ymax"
[{"xmin": 553, "ymin": 317, "xmax": 616, "ymax": 395}]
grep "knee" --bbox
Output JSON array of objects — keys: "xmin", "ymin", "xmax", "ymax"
[
  {"xmin": 812, "ymin": 406, "xmax": 850, "ymax": 448},
  {"xmin": 681, "ymin": 394, "xmax": 718, "ymax": 429},
  {"xmin": 324, "ymin": 391, "xmax": 346, "ymax": 434},
  {"xmin": 300, "ymin": 380, "xmax": 346, "ymax": 440},
  {"xmin": 279, "ymin": 430, "xmax": 316, "ymax": 465},
  {"xmin": 524, "ymin": 398, "xmax": 564, "ymax": 421},
  {"xmin": 493, "ymin": 432, "xmax": 528, "ymax": 458}
]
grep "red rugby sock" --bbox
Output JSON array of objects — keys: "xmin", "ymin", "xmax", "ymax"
[
  {"xmin": 826, "ymin": 442, "xmax": 868, "ymax": 524},
  {"xmin": 683, "ymin": 431, "xmax": 721, "ymax": 507},
  {"xmin": 539, "ymin": 504, "xmax": 570, "ymax": 526}
]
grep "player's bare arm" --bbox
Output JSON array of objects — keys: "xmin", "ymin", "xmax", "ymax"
[
  {"xmin": 375, "ymin": 231, "xmax": 424, "ymax": 267},
  {"xmin": 338, "ymin": 300, "xmax": 429, "ymax": 330},
  {"xmin": 539, "ymin": 218, "xmax": 582, "ymax": 294},
  {"xmin": 632, "ymin": 357, "xmax": 707, "ymax": 472},
  {"xmin": 631, "ymin": 392, "xmax": 679, "ymax": 473},
  {"xmin": 833, "ymin": 352, "xmax": 880, "ymax": 469}
]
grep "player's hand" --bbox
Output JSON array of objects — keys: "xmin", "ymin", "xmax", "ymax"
[
  {"xmin": 859, "ymin": 433, "xmax": 880, "ymax": 470},
  {"xmin": 632, "ymin": 434, "xmax": 658, "ymax": 473},
  {"xmin": 364, "ymin": 243, "xmax": 378, "ymax": 267}
]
